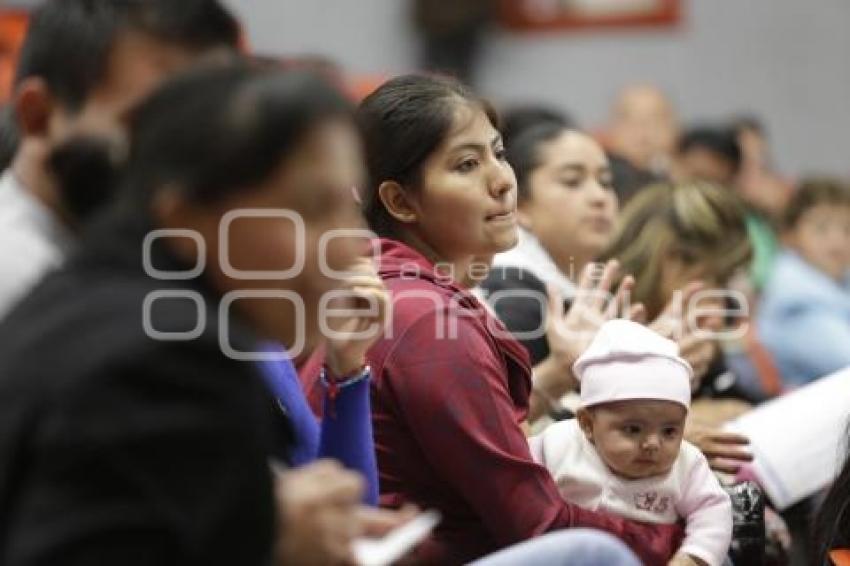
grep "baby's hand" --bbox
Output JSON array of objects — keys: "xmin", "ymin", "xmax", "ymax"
[{"xmin": 667, "ymin": 553, "xmax": 707, "ymax": 566}]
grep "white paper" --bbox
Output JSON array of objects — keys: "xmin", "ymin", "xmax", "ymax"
[
  {"xmin": 724, "ymin": 366, "xmax": 850, "ymax": 510},
  {"xmin": 353, "ymin": 510, "xmax": 441, "ymax": 566}
]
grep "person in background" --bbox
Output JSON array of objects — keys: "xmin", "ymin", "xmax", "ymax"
[
  {"xmin": 672, "ymin": 125, "xmax": 741, "ymax": 187},
  {"xmin": 412, "ymin": 0, "xmax": 495, "ymax": 85},
  {"xmin": 731, "ymin": 116, "xmax": 792, "ymax": 295},
  {"xmin": 598, "ymin": 181, "xmax": 755, "ymax": 471},
  {"xmin": 757, "ymin": 178, "xmax": 850, "ymax": 387},
  {"xmin": 0, "ymin": 0, "xmax": 239, "ymax": 319},
  {"xmin": 0, "ymin": 63, "xmax": 412, "ymax": 566},
  {"xmin": 479, "ymin": 123, "xmax": 621, "ymax": 421},
  {"xmin": 359, "ymin": 73, "xmax": 682, "ymax": 565},
  {"xmin": 734, "ymin": 116, "xmax": 793, "ymax": 224},
  {"xmin": 603, "ymin": 84, "xmax": 678, "ymax": 203}
]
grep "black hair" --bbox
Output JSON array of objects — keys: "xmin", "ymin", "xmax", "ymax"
[
  {"xmin": 357, "ymin": 73, "xmax": 498, "ymax": 239},
  {"xmin": 500, "ymin": 104, "xmax": 573, "ymax": 150},
  {"xmin": 677, "ymin": 125, "xmax": 743, "ymax": 174},
  {"xmin": 121, "ymin": 62, "xmax": 354, "ymax": 206},
  {"xmin": 0, "ymin": 105, "xmax": 18, "ymax": 170},
  {"xmin": 14, "ymin": 0, "xmax": 240, "ymax": 111},
  {"xmin": 812, "ymin": 421, "xmax": 850, "ymax": 565},
  {"xmin": 505, "ymin": 121, "xmax": 568, "ymax": 202}
]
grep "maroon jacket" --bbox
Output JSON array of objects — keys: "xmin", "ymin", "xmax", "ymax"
[{"xmin": 368, "ymin": 239, "xmax": 682, "ymax": 565}]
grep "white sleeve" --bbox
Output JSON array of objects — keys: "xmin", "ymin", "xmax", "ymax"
[
  {"xmin": 527, "ymin": 419, "xmax": 576, "ymax": 471},
  {"xmin": 675, "ymin": 445, "xmax": 733, "ymax": 566}
]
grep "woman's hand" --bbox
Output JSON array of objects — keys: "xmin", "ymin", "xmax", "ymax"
[
  {"xmin": 685, "ymin": 421, "xmax": 753, "ymax": 474},
  {"xmin": 324, "ymin": 258, "xmax": 390, "ymax": 377},
  {"xmin": 274, "ymin": 461, "xmax": 420, "ymax": 566},
  {"xmin": 650, "ymin": 281, "xmax": 722, "ymax": 388},
  {"xmin": 529, "ymin": 261, "xmax": 643, "ymax": 422},
  {"xmin": 544, "ymin": 260, "xmax": 640, "ymax": 377},
  {"xmin": 274, "ymin": 460, "xmax": 364, "ymax": 566}
]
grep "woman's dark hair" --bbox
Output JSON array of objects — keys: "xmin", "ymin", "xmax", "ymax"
[
  {"xmin": 505, "ymin": 121, "xmax": 568, "ymax": 203},
  {"xmin": 15, "ymin": 0, "xmax": 240, "ymax": 112},
  {"xmin": 357, "ymin": 73, "xmax": 498, "ymax": 238},
  {"xmin": 677, "ymin": 125, "xmax": 743, "ymax": 175},
  {"xmin": 500, "ymin": 104, "xmax": 572, "ymax": 150},
  {"xmin": 121, "ymin": 62, "xmax": 353, "ymax": 205},
  {"xmin": 0, "ymin": 105, "xmax": 18, "ymax": 171},
  {"xmin": 812, "ymin": 421, "xmax": 850, "ymax": 565}
]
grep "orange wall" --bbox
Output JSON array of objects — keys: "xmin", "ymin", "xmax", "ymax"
[{"xmin": 0, "ymin": 11, "xmax": 29, "ymax": 103}]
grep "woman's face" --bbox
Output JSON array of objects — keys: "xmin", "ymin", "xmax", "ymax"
[
  {"xmin": 408, "ymin": 103, "xmax": 518, "ymax": 262},
  {"xmin": 178, "ymin": 118, "xmax": 367, "ymax": 356},
  {"xmin": 520, "ymin": 131, "xmax": 618, "ymax": 273}
]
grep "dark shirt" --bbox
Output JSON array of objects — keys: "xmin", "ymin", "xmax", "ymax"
[
  {"xmin": 479, "ymin": 265, "xmax": 553, "ymax": 365},
  {"xmin": 0, "ymin": 210, "xmax": 280, "ymax": 566}
]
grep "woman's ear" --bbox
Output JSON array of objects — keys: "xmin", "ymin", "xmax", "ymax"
[
  {"xmin": 14, "ymin": 77, "xmax": 53, "ymax": 138},
  {"xmin": 378, "ymin": 180, "xmax": 418, "ymax": 225}
]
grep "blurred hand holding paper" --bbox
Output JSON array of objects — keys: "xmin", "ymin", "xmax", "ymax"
[
  {"xmin": 724, "ymin": 367, "xmax": 850, "ymax": 510},
  {"xmin": 353, "ymin": 510, "xmax": 441, "ymax": 566}
]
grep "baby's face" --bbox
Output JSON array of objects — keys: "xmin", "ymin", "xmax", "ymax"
[{"xmin": 578, "ymin": 400, "xmax": 687, "ymax": 480}]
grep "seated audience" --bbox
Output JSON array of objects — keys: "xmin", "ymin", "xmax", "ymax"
[
  {"xmin": 757, "ymin": 177, "xmax": 850, "ymax": 387},
  {"xmin": 358, "ymin": 73, "xmax": 683, "ymax": 565},
  {"xmin": 532, "ymin": 320, "xmax": 732, "ymax": 566},
  {"xmin": 0, "ymin": 64, "xmax": 409, "ymax": 565}
]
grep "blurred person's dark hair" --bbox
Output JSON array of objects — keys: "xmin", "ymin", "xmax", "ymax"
[
  {"xmin": 677, "ymin": 125, "xmax": 743, "ymax": 176},
  {"xmin": 783, "ymin": 177, "xmax": 850, "ymax": 231},
  {"xmin": 505, "ymin": 120, "xmax": 566, "ymax": 203},
  {"xmin": 607, "ymin": 152, "xmax": 664, "ymax": 206},
  {"xmin": 14, "ymin": 0, "xmax": 240, "ymax": 112},
  {"xmin": 500, "ymin": 104, "xmax": 572, "ymax": 151},
  {"xmin": 357, "ymin": 73, "xmax": 498, "ymax": 239},
  {"xmin": 0, "ymin": 105, "xmax": 17, "ymax": 170},
  {"xmin": 120, "ymin": 63, "xmax": 353, "ymax": 209}
]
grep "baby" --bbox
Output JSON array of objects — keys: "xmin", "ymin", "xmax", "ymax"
[{"xmin": 530, "ymin": 319, "xmax": 732, "ymax": 566}]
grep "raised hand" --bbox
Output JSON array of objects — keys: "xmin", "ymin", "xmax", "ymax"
[{"xmin": 323, "ymin": 257, "xmax": 391, "ymax": 377}]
